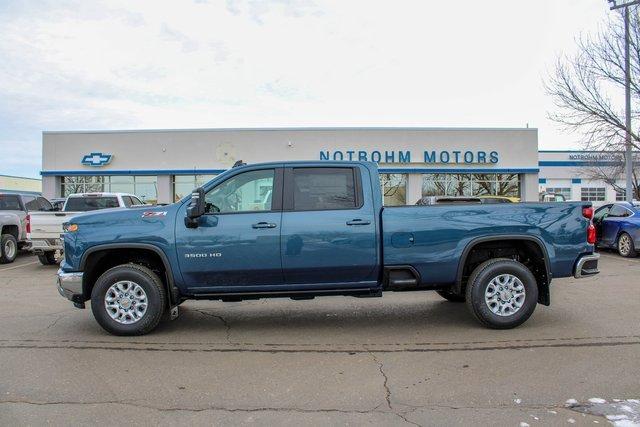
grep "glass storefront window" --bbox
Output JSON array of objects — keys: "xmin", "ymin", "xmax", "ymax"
[
  {"xmin": 379, "ymin": 174, "xmax": 407, "ymax": 206},
  {"xmin": 61, "ymin": 176, "xmax": 158, "ymax": 204},
  {"xmin": 581, "ymin": 187, "xmax": 605, "ymax": 202},
  {"xmin": 546, "ymin": 187, "xmax": 572, "ymax": 200},
  {"xmin": 173, "ymin": 175, "xmax": 217, "ymax": 201},
  {"xmin": 422, "ymin": 173, "xmax": 520, "ymax": 198}
]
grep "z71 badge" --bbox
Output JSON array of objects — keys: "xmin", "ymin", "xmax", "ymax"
[{"xmin": 142, "ymin": 211, "xmax": 167, "ymax": 218}]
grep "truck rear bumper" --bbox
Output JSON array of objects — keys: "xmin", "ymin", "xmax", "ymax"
[
  {"xmin": 574, "ymin": 253, "xmax": 600, "ymax": 278},
  {"xmin": 57, "ymin": 269, "xmax": 85, "ymax": 308}
]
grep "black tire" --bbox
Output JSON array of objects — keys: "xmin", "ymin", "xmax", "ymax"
[
  {"xmin": 0, "ymin": 234, "xmax": 18, "ymax": 264},
  {"xmin": 436, "ymin": 289, "xmax": 466, "ymax": 302},
  {"xmin": 37, "ymin": 252, "xmax": 58, "ymax": 265},
  {"xmin": 465, "ymin": 258, "xmax": 538, "ymax": 329},
  {"xmin": 617, "ymin": 232, "xmax": 637, "ymax": 258},
  {"xmin": 91, "ymin": 264, "xmax": 167, "ymax": 336}
]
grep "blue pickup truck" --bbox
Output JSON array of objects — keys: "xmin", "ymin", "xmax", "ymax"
[{"xmin": 57, "ymin": 161, "xmax": 600, "ymax": 335}]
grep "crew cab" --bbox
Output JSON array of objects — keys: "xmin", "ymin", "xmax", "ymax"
[
  {"xmin": 29, "ymin": 192, "xmax": 145, "ymax": 265},
  {"xmin": 57, "ymin": 161, "xmax": 600, "ymax": 335}
]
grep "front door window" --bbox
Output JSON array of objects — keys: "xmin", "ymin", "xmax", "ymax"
[{"xmin": 205, "ymin": 169, "xmax": 274, "ymax": 213}]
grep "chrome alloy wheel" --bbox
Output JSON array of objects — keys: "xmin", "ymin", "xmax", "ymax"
[
  {"xmin": 104, "ymin": 281, "xmax": 148, "ymax": 324},
  {"xmin": 619, "ymin": 234, "xmax": 632, "ymax": 256},
  {"xmin": 4, "ymin": 239, "xmax": 16, "ymax": 259},
  {"xmin": 484, "ymin": 274, "xmax": 526, "ymax": 317}
]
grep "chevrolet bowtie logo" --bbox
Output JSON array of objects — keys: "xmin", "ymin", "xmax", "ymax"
[{"xmin": 81, "ymin": 152, "xmax": 113, "ymax": 167}]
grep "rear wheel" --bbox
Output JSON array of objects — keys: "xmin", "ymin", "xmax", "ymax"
[
  {"xmin": 91, "ymin": 264, "xmax": 166, "ymax": 336},
  {"xmin": 617, "ymin": 233, "xmax": 637, "ymax": 258},
  {"xmin": 436, "ymin": 289, "xmax": 465, "ymax": 302},
  {"xmin": 0, "ymin": 234, "xmax": 17, "ymax": 264},
  {"xmin": 465, "ymin": 258, "xmax": 538, "ymax": 329},
  {"xmin": 37, "ymin": 252, "xmax": 58, "ymax": 265}
]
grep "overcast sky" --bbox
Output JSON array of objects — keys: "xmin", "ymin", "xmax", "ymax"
[{"xmin": 0, "ymin": 0, "xmax": 614, "ymax": 178}]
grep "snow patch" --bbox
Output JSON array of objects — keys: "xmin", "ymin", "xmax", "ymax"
[
  {"xmin": 566, "ymin": 399, "xmax": 579, "ymax": 407},
  {"xmin": 589, "ymin": 398, "xmax": 607, "ymax": 404},
  {"xmin": 607, "ymin": 415, "xmax": 629, "ymax": 421}
]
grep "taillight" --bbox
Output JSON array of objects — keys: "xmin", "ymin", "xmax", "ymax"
[
  {"xmin": 587, "ymin": 223, "xmax": 596, "ymax": 244},
  {"xmin": 582, "ymin": 206, "xmax": 593, "ymax": 219},
  {"xmin": 26, "ymin": 214, "xmax": 31, "ymax": 234}
]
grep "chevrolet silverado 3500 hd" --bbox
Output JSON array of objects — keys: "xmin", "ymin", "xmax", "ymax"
[{"xmin": 57, "ymin": 161, "xmax": 599, "ymax": 335}]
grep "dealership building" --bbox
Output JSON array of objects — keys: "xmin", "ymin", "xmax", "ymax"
[{"xmin": 40, "ymin": 127, "xmax": 630, "ymax": 206}]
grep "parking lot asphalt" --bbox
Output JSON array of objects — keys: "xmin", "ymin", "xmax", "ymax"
[{"xmin": 0, "ymin": 252, "xmax": 638, "ymax": 426}]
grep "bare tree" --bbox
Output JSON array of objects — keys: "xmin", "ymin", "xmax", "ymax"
[
  {"xmin": 583, "ymin": 157, "xmax": 639, "ymax": 197},
  {"xmin": 546, "ymin": 7, "xmax": 640, "ymax": 198}
]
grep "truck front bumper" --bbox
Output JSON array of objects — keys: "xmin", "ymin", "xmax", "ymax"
[
  {"xmin": 574, "ymin": 253, "xmax": 600, "ymax": 278},
  {"xmin": 57, "ymin": 269, "xmax": 85, "ymax": 308}
]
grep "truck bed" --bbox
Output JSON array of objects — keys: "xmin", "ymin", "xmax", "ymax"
[{"xmin": 382, "ymin": 202, "xmax": 592, "ymax": 285}]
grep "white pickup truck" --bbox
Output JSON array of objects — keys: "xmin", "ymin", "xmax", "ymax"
[{"xmin": 28, "ymin": 193, "xmax": 146, "ymax": 265}]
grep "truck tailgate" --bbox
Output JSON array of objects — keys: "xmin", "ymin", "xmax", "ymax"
[{"xmin": 28, "ymin": 212, "xmax": 78, "ymax": 240}]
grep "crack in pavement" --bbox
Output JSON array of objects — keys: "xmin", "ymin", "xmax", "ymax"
[
  {"xmin": 0, "ymin": 399, "xmax": 569, "ymax": 426},
  {"xmin": 1, "ymin": 340, "xmax": 638, "ymax": 354},
  {"xmin": 0, "ymin": 399, "xmax": 398, "ymax": 416},
  {"xmin": 2, "ymin": 334, "xmax": 637, "ymax": 347},
  {"xmin": 192, "ymin": 309, "xmax": 233, "ymax": 344},
  {"xmin": 369, "ymin": 351, "xmax": 392, "ymax": 410},
  {"xmin": 0, "ymin": 399, "xmax": 570, "ymax": 412},
  {"xmin": 43, "ymin": 313, "xmax": 69, "ymax": 332},
  {"xmin": 366, "ymin": 349, "xmax": 424, "ymax": 427}
]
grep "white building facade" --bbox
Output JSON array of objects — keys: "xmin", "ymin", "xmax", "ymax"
[
  {"xmin": 41, "ymin": 127, "xmax": 541, "ymax": 205},
  {"xmin": 538, "ymin": 150, "xmax": 636, "ymax": 206}
]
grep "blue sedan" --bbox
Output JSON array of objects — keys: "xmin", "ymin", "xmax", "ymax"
[{"xmin": 594, "ymin": 202, "xmax": 640, "ymax": 257}]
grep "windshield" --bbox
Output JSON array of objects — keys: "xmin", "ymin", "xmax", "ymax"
[
  {"xmin": 64, "ymin": 196, "xmax": 119, "ymax": 211},
  {"xmin": 0, "ymin": 195, "xmax": 21, "ymax": 210}
]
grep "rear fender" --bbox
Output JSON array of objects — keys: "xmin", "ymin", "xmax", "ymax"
[{"xmin": 454, "ymin": 235, "xmax": 552, "ymax": 306}]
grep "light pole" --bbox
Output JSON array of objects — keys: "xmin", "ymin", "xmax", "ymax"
[{"xmin": 608, "ymin": 0, "xmax": 639, "ymax": 202}]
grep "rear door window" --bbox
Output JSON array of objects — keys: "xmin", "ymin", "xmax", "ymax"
[
  {"xmin": 64, "ymin": 197, "xmax": 120, "ymax": 211},
  {"xmin": 609, "ymin": 205, "xmax": 631, "ymax": 218},
  {"xmin": 0, "ymin": 195, "xmax": 21, "ymax": 210},
  {"xmin": 290, "ymin": 168, "xmax": 359, "ymax": 211}
]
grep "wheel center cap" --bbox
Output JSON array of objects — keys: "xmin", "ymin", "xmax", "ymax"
[
  {"xmin": 120, "ymin": 298, "xmax": 132, "ymax": 309},
  {"xmin": 500, "ymin": 291, "xmax": 513, "ymax": 301}
]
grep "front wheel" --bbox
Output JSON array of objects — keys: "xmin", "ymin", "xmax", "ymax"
[
  {"xmin": 91, "ymin": 264, "xmax": 167, "ymax": 336},
  {"xmin": 37, "ymin": 252, "xmax": 58, "ymax": 265},
  {"xmin": 617, "ymin": 233, "xmax": 637, "ymax": 258},
  {"xmin": 465, "ymin": 259, "xmax": 538, "ymax": 329},
  {"xmin": 0, "ymin": 234, "xmax": 18, "ymax": 264}
]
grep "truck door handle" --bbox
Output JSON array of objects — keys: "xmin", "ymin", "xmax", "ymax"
[
  {"xmin": 346, "ymin": 219, "xmax": 371, "ymax": 226},
  {"xmin": 252, "ymin": 222, "xmax": 277, "ymax": 229}
]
